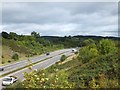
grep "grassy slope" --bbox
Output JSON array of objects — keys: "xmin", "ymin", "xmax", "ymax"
[
  {"xmin": 5, "ymin": 51, "xmax": 119, "ymax": 88},
  {"xmin": 45, "ymin": 52, "xmax": 119, "ymax": 88},
  {"xmin": 3, "ymin": 38, "xmax": 119, "ymax": 88},
  {"xmin": 1, "ymin": 38, "xmax": 64, "ymax": 65},
  {"xmin": 2, "ymin": 45, "xmax": 27, "ymax": 65}
]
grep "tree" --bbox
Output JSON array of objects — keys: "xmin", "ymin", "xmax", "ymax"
[
  {"xmin": 31, "ymin": 31, "xmax": 40, "ymax": 38},
  {"xmin": 9, "ymin": 32, "xmax": 18, "ymax": 40},
  {"xmin": 1, "ymin": 31, "xmax": 10, "ymax": 39},
  {"xmin": 83, "ymin": 39, "xmax": 95, "ymax": 46},
  {"xmin": 79, "ymin": 44, "xmax": 99, "ymax": 63},
  {"xmin": 99, "ymin": 39, "xmax": 117, "ymax": 55}
]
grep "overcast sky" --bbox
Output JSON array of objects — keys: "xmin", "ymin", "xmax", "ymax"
[{"xmin": 1, "ymin": 2, "xmax": 118, "ymax": 37}]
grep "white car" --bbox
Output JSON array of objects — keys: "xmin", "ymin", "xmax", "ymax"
[{"xmin": 2, "ymin": 76, "xmax": 17, "ymax": 86}]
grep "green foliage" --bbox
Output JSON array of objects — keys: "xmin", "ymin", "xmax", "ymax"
[
  {"xmin": 83, "ymin": 39, "xmax": 95, "ymax": 46},
  {"xmin": 12, "ymin": 53, "xmax": 19, "ymax": 61},
  {"xmin": 5, "ymin": 81, "xmax": 24, "ymax": 89},
  {"xmin": 68, "ymin": 39, "xmax": 119, "ymax": 88},
  {"xmin": 78, "ymin": 39, "xmax": 99, "ymax": 63},
  {"xmin": 98, "ymin": 73, "xmax": 108, "ymax": 88},
  {"xmin": 22, "ymin": 39, "xmax": 119, "ymax": 88},
  {"xmin": 7, "ymin": 38, "xmax": 119, "ymax": 88},
  {"xmin": 1, "ymin": 32, "xmax": 10, "ymax": 39},
  {"xmin": 9, "ymin": 32, "xmax": 18, "ymax": 40},
  {"xmin": 48, "ymin": 70, "xmax": 74, "ymax": 88},
  {"xmin": 99, "ymin": 39, "xmax": 117, "ymax": 55},
  {"xmin": 74, "ymin": 51, "xmax": 78, "ymax": 54},
  {"xmin": 60, "ymin": 55, "xmax": 67, "ymax": 62},
  {"xmin": 79, "ymin": 45, "xmax": 99, "ymax": 63},
  {"xmin": 2, "ymin": 31, "xmax": 65, "ymax": 64},
  {"xmin": 23, "ymin": 70, "xmax": 47, "ymax": 88},
  {"xmin": 89, "ymin": 78, "xmax": 99, "ymax": 88},
  {"xmin": 31, "ymin": 31, "xmax": 40, "ymax": 39},
  {"xmin": 1, "ymin": 31, "xmax": 119, "ymax": 88},
  {"xmin": 22, "ymin": 70, "xmax": 74, "ymax": 88}
]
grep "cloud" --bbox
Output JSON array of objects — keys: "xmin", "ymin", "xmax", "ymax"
[{"xmin": 2, "ymin": 2, "xmax": 118, "ymax": 37}]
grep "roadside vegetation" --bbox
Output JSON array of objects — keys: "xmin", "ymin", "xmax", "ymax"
[
  {"xmin": 60, "ymin": 55, "xmax": 67, "ymax": 62},
  {"xmin": 5, "ymin": 38, "xmax": 119, "ymax": 89},
  {"xmin": 1, "ymin": 31, "xmax": 64, "ymax": 65},
  {"xmin": 2, "ymin": 31, "xmax": 119, "ymax": 65}
]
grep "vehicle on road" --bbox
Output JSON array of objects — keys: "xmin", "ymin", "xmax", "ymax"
[
  {"xmin": 2, "ymin": 76, "xmax": 17, "ymax": 86},
  {"xmin": 72, "ymin": 49, "xmax": 77, "ymax": 53},
  {"xmin": 46, "ymin": 52, "xmax": 50, "ymax": 55},
  {"xmin": 0, "ymin": 68, "xmax": 4, "ymax": 71}
]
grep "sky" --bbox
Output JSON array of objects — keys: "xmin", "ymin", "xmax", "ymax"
[{"xmin": 1, "ymin": 2, "xmax": 118, "ymax": 37}]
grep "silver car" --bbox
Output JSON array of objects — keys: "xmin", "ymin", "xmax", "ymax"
[{"xmin": 2, "ymin": 76, "xmax": 17, "ymax": 86}]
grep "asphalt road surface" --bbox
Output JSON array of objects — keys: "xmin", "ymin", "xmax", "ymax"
[
  {"xmin": 0, "ymin": 48, "xmax": 76, "ymax": 89},
  {"xmin": 0, "ymin": 49, "xmax": 71, "ymax": 76}
]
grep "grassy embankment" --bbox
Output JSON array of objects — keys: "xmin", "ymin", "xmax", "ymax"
[
  {"xmin": 6, "ymin": 39, "xmax": 119, "ymax": 88},
  {"xmin": 1, "ymin": 38, "xmax": 64, "ymax": 65}
]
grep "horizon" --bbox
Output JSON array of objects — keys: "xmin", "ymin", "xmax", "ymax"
[{"xmin": 1, "ymin": 31, "xmax": 119, "ymax": 38}]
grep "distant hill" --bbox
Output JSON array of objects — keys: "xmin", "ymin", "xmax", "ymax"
[
  {"xmin": 41, "ymin": 35, "xmax": 119, "ymax": 48},
  {"xmin": 41, "ymin": 35, "xmax": 120, "ymax": 41}
]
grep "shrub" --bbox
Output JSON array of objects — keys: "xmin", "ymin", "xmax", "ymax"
[
  {"xmin": 12, "ymin": 53, "xmax": 19, "ymax": 61},
  {"xmin": 89, "ymin": 78, "xmax": 99, "ymax": 88},
  {"xmin": 2, "ymin": 61, "xmax": 4, "ymax": 64},
  {"xmin": 2, "ymin": 55, "xmax": 4, "ymax": 58},
  {"xmin": 60, "ymin": 55, "xmax": 67, "ymax": 62},
  {"xmin": 74, "ymin": 51, "xmax": 78, "ymax": 54},
  {"xmin": 83, "ymin": 39, "xmax": 95, "ymax": 46},
  {"xmin": 22, "ymin": 70, "xmax": 74, "ymax": 88},
  {"xmin": 99, "ymin": 39, "xmax": 117, "ymax": 55},
  {"xmin": 79, "ymin": 46, "xmax": 99, "ymax": 63}
]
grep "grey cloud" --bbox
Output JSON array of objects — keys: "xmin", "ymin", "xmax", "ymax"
[
  {"xmin": 2, "ymin": 2, "xmax": 118, "ymax": 37},
  {"xmin": 2, "ymin": 2, "xmax": 117, "ymax": 24}
]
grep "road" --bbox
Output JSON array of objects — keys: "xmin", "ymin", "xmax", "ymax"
[
  {"xmin": 0, "ymin": 48, "xmax": 76, "ymax": 90},
  {"xmin": 0, "ymin": 49, "xmax": 71, "ymax": 76}
]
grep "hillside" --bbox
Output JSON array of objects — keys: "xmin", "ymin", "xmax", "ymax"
[
  {"xmin": 6, "ymin": 38, "xmax": 119, "ymax": 89},
  {"xmin": 1, "ymin": 31, "xmax": 64, "ymax": 65},
  {"xmin": 1, "ymin": 31, "xmax": 120, "ymax": 65},
  {"xmin": 45, "ymin": 39, "xmax": 119, "ymax": 88}
]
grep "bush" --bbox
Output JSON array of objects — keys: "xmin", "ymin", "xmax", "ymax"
[
  {"xmin": 79, "ymin": 46, "xmax": 99, "ymax": 64},
  {"xmin": 99, "ymin": 39, "xmax": 117, "ymax": 55},
  {"xmin": 60, "ymin": 55, "xmax": 67, "ymax": 62},
  {"xmin": 74, "ymin": 51, "xmax": 78, "ymax": 54},
  {"xmin": 83, "ymin": 39, "xmax": 95, "ymax": 46},
  {"xmin": 22, "ymin": 70, "xmax": 74, "ymax": 88},
  {"xmin": 12, "ymin": 53, "xmax": 19, "ymax": 61},
  {"xmin": 2, "ymin": 61, "xmax": 4, "ymax": 64},
  {"xmin": 2, "ymin": 55, "xmax": 4, "ymax": 58}
]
